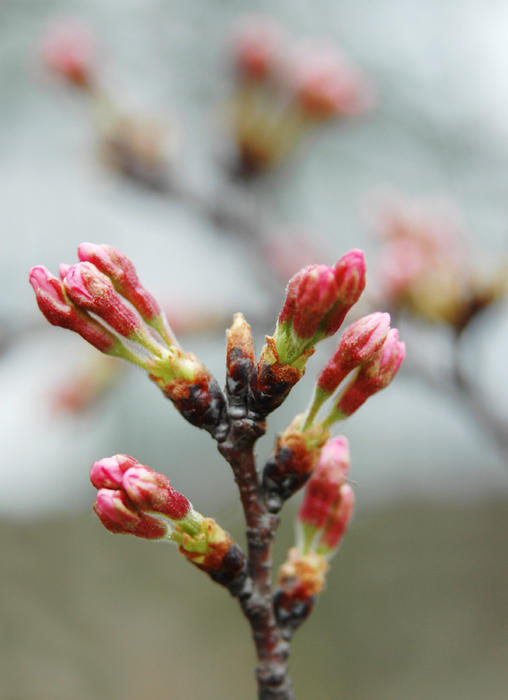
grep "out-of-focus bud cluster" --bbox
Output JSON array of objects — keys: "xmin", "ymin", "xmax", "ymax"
[
  {"xmin": 367, "ymin": 189, "xmax": 508, "ymax": 330},
  {"xmin": 39, "ymin": 19, "xmax": 178, "ymax": 188},
  {"xmin": 225, "ymin": 15, "xmax": 373, "ymax": 175},
  {"xmin": 40, "ymin": 18, "xmax": 97, "ymax": 89},
  {"xmin": 29, "ymin": 243, "xmax": 226, "ymax": 434},
  {"xmin": 91, "ymin": 454, "xmax": 246, "ymax": 582},
  {"xmin": 296, "ymin": 436, "xmax": 354, "ymax": 558},
  {"xmin": 274, "ymin": 437, "xmax": 354, "ymax": 636}
]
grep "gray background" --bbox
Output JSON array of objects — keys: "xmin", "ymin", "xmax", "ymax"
[{"xmin": 1, "ymin": 0, "xmax": 508, "ymax": 698}]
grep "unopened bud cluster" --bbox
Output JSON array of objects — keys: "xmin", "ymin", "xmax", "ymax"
[
  {"xmin": 39, "ymin": 20, "xmax": 174, "ymax": 188},
  {"xmin": 274, "ymin": 437, "xmax": 354, "ymax": 636},
  {"xmin": 91, "ymin": 454, "xmax": 198, "ymax": 540},
  {"xmin": 29, "ymin": 243, "xmax": 226, "ymax": 434},
  {"xmin": 226, "ymin": 15, "xmax": 373, "ymax": 173},
  {"xmin": 91, "ymin": 454, "xmax": 244, "ymax": 579},
  {"xmin": 30, "ymin": 240, "xmax": 404, "ymax": 660},
  {"xmin": 369, "ymin": 189, "xmax": 508, "ymax": 330}
]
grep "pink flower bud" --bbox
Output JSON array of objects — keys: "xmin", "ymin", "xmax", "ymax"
[
  {"xmin": 59, "ymin": 263, "xmax": 72, "ymax": 280},
  {"xmin": 91, "ymin": 455, "xmax": 193, "ymax": 523},
  {"xmin": 319, "ymin": 249, "xmax": 366, "ymax": 337},
  {"xmin": 290, "ymin": 265, "xmax": 339, "ymax": 339},
  {"xmin": 292, "ymin": 42, "xmax": 373, "ymax": 119},
  {"xmin": 298, "ymin": 436, "xmax": 350, "ymax": 531},
  {"xmin": 40, "ymin": 18, "xmax": 96, "ymax": 88},
  {"xmin": 317, "ymin": 483, "xmax": 355, "ymax": 556},
  {"xmin": 271, "ymin": 250, "xmax": 366, "ymax": 368},
  {"xmin": 230, "ymin": 15, "xmax": 286, "ymax": 81},
  {"xmin": 29, "ymin": 265, "xmax": 118, "ymax": 354},
  {"xmin": 94, "ymin": 489, "xmax": 168, "ymax": 540},
  {"xmin": 77, "ymin": 243, "xmax": 165, "ymax": 328},
  {"xmin": 122, "ymin": 466, "xmax": 191, "ymax": 521},
  {"xmin": 317, "ymin": 312, "xmax": 391, "ymax": 395},
  {"xmin": 63, "ymin": 262, "xmax": 148, "ymax": 340},
  {"xmin": 90, "ymin": 454, "xmax": 138, "ymax": 490},
  {"xmin": 276, "ymin": 263, "xmax": 338, "ymax": 352},
  {"xmin": 334, "ymin": 328, "xmax": 405, "ymax": 417}
]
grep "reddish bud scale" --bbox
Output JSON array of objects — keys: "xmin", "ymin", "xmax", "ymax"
[
  {"xmin": 179, "ymin": 519, "xmax": 242, "ymax": 574},
  {"xmin": 77, "ymin": 243, "xmax": 164, "ymax": 324},
  {"xmin": 262, "ymin": 420, "xmax": 329, "ymax": 512},
  {"xmin": 63, "ymin": 262, "xmax": 145, "ymax": 339},
  {"xmin": 225, "ymin": 314, "xmax": 256, "ymax": 417},
  {"xmin": 29, "ymin": 266, "xmax": 118, "ymax": 354},
  {"xmin": 274, "ymin": 547, "xmax": 329, "ymax": 636},
  {"xmin": 298, "ymin": 436, "xmax": 350, "ymax": 530},
  {"xmin": 249, "ymin": 335, "xmax": 307, "ymax": 418},
  {"xmin": 157, "ymin": 371, "xmax": 227, "ymax": 436}
]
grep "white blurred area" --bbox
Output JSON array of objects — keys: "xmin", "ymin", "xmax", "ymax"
[{"xmin": 1, "ymin": 0, "xmax": 508, "ymax": 518}]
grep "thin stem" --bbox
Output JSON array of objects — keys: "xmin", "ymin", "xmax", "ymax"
[{"xmin": 218, "ymin": 426, "xmax": 294, "ymax": 700}]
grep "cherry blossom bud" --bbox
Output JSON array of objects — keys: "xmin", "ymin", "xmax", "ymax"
[
  {"xmin": 62, "ymin": 262, "xmax": 164, "ymax": 355},
  {"xmin": 292, "ymin": 42, "xmax": 373, "ymax": 120},
  {"xmin": 319, "ymin": 249, "xmax": 366, "ymax": 338},
  {"xmin": 329, "ymin": 328, "xmax": 405, "ymax": 422},
  {"xmin": 90, "ymin": 454, "xmax": 137, "ymax": 490},
  {"xmin": 270, "ymin": 250, "xmax": 366, "ymax": 368},
  {"xmin": 94, "ymin": 489, "xmax": 168, "ymax": 540},
  {"xmin": 316, "ymin": 483, "xmax": 355, "ymax": 557},
  {"xmin": 277, "ymin": 266, "xmax": 336, "ymax": 341},
  {"xmin": 29, "ymin": 265, "xmax": 123, "ymax": 356},
  {"xmin": 297, "ymin": 436, "xmax": 350, "ymax": 535},
  {"xmin": 122, "ymin": 466, "xmax": 192, "ymax": 521},
  {"xmin": 91, "ymin": 456, "xmax": 202, "ymax": 537},
  {"xmin": 40, "ymin": 19, "xmax": 97, "ymax": 88},
  {"xmin": 77, "ymin": 243, "xmax": 175, "ymax": 345},
  {"xmin": 230, "ymin": 15, "xmax": 286, "ymax": 81},
  {"xmin": 317, "ymin": 312, "xmax": 391, "ymax": 396}
]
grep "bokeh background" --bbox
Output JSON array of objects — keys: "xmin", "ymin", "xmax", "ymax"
[{"xmin": 1, "ymin": 0, "xmax": 508, "ymax": 698}]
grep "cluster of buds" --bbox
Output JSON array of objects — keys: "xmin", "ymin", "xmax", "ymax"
[
  {"xmin": 39, "ymin": 19, "xmax": 176, "ymax": 189},
  {"xmin": 262, "ymin": 309, "xmax": 404, "ymax": 508},
  {"xmin": 305, "ymin": 312, "xmax": 405, "ymax": 428},
  {"xmin": 225, "ymin": 15, "xmax": 373, "ymax": 174},
  {"xmin": 29, "ymin": 243, "xmax": 226, "ymax": 434},
  {"xmin": 274, "ymin": 438, "xmax": 354, "ymax": 636},
  {"xmin": 367, "ymin": 189, "xmax": 508, "ymax": 330},
  {"xmin": 250, "ymin": 249, "xmax": 366, "ymax": 416},
  {"xmin": 91, "ymin": 454, "xmax": 245, "ymax": 583}
]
